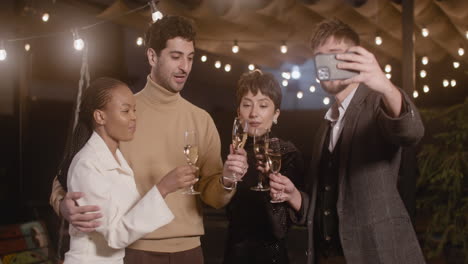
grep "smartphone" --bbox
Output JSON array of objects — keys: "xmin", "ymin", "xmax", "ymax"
[{"xmin": 314, "ymin": 53, "xmax": 359, "ymax": 81}]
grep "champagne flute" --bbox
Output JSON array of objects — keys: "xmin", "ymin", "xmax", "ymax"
[
  {"xmin": 182, "ymin": 130, "xmax": 200, "ymax": 195},
  {"xmin": 223, "ymin": 117, "xmax": 248, "ymax": 182},
  {"xmin": 266, "ymin": 137, "xmax": 283, "ymax": 203},
  {"xmin": 250, "ymin": 127, "xmax": 270, "ymax": 191}
]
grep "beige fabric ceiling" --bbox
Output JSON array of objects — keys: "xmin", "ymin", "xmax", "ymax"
[{"xmin": 97, "ymin": 0, "xmax": 468, "ymax": 69}]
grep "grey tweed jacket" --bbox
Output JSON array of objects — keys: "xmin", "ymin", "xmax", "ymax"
[{"xmin": 295, "ymin": 84, "xmax": 426, "ymax": 264}]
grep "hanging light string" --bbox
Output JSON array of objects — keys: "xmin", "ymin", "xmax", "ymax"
[{"xmin": 3, "ymin": 2, "xmax": 151, "ymax": 44}]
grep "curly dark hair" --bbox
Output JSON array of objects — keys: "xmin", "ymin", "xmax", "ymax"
[
  {"xmin": 236, "ymin": 70, "xmax": 282, "ymax": 110},
  {"xmin": 57, "ymin": 77, "xmax": 128, "ymax": 190},
  {"xmin": 310, "ymin": 18, "xmax": 360, "ymax": 52},
  {"xmin": 145, "ymin": 15, "xmax": 196, "ymax": 55}
]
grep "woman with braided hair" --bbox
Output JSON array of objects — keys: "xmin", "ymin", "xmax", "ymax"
[{"xmin": 56, "ymin": 77, "xmax": 189, "ymax": 264}]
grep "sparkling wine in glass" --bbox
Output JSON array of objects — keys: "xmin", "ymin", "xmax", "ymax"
[
  {"xmin": 223, "ymin": 117, "xmax": 248, "ymax": 182},
  {"xmin": 182, "ymin": 130, "xmax": 200, "ymax": 195},
  {"xmin": 267, "ymin": 137, "xmax": 283, "ymax": 203},
  {"xmin": 250, "ymin": 127, "xmax": 270, "ymax": 192}
]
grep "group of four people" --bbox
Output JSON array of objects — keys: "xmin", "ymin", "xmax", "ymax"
[{"xmin": 49, "ymin": 15, "xmax": 426, "ymax": 264}]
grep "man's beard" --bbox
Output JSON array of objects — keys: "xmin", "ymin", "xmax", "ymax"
[{"xmin": 321, "ymin": 80, "xmax": 347, "ymax": 95}]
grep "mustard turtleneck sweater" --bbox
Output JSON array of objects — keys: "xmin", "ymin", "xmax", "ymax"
[
  {"xmin": 119, "ymin": 76, "xmax": 234, "ymax": 252},
  {"xmin": 50, "ymin": 76, "xmax": 235, "ymax": 253}
]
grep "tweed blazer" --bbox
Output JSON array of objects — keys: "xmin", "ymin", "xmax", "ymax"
[{"xmin": 295, "ymin": 85, "xmax": 426, "ymax": 264}]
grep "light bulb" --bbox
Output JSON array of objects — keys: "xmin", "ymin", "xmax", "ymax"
[
  {"xmin": 421, "ymin": 56, "xmax": 428, "ymax": 65},
  {"xmin": 42, "ymin": 13, "xmax": 50, "ymax": 22},
  {"xmin": 466, "ymin": 31, "xmax": 468, "ymax": 39},
  {"xmin": 384, "ymin": 64, "xmax": 392, "ymax": 73},
  {"xmin": 419, "ymin": 70, "xmax": 427, "ymax": 78},
  {"xmin": 224, "ymin": 64, "xmax": 231, "ymax": 72},
  {"xmin": 443, "ymin": 79, "xmax": 449, "ymax": 87},
  {"xmin": 281, "ymin": 72, "xmax": 291, "ymax": 80},
  {"xmin": 451, "ymin": 79, "xmax": 456, "ymax": 87},
  {"xmin": 25, "ymin": 43, "xmax": 31, "ymax": 51},
  {"xmin": 232, "ymin": 41, "xmax": 239, "ymax": 54},
  {"xmin": 280, "ymin": 42, "xmax": 287, "ymax": 54},
  {"xmin": 282, "ymin": 80, "xmax": 288, "ymax": 87},
  {"xmin": 323, "ymin": 97, "xmax": 330, "ymax": 105},
  {"xmin": 136, "ymin": 37, "xmax": 143, "ymax": 46},
  {"xmin": 149, "ymin": 1, "xmax": 163, "ymax": 22},
  {"xmin": 453, "ymin": 61, "xmax": 460, "ymax": 69},
  {"xmin": 0, "ymin": 48, "xmax": 6, "ymax": 61},
  {"xmin": 375, "ymin": 36, "xmax": 382, "ymax": 45},
  {"xmin": 315, "ymin": 78, "xmax": 320, "ymax": 83},
  {"xmin": 201, "ymin": 55, "xmax": 207, "ymax": 62},
  {"xmin": 296, "ymin": 91, "xmax": 303, "ymax": 99},
  {"xmin": 309, "ymin": 85, "xmax": 316, "ymax": 93},
  {"xmin": 385, "ymin": 73, "xmax": 391, "ymax": 79},
  {"xmin": 215, "ymin": 61, "xmax": 221, "ymax": 69},
  {"xmin": 421, "ymin": 28, "xmax": 429, "ymax": 37},
  {"xmin": 291, "ymin": 66, "xmax": 301, "ymax": 79},
  {"xmin": 423, "ymin": 85, "xmax": 429, "ymax": 93},
  {"xmin": 74, "ymin": 38, "xmax": 84, "ymax": 51},
  {"xmin": 248, "ymin": 64, "xmax": 255, "ymax": 71},
  {"xmin": 413, "ymin": 91, "xmax": 419, "ymax": 98},
  {"xmin": 458, "ymin": 48, "xmax": 464, "ymax": 56}
]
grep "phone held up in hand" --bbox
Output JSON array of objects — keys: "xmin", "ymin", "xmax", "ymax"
[{"xmin": 314, "ymin": 53, "xmax": 359, "ymax": 81}]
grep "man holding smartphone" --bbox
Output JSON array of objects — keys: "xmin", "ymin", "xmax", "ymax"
[{"xmin": 284, "ymin": 19, "xmax": 426, "ymax": 263}]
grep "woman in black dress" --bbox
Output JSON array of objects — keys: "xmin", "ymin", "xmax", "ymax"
[{"xmin": 223, "ymin": 70, "xmax": 304, "ymax": 264}]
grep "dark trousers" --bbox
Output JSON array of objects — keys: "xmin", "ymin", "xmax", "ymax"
[
  {"xmin": 124, "ymin": 246, "xmax": 204, "ymax": 264},
  {"xmin": 317, "ymin": 256, "xmax": 346, "ymax": 264}
]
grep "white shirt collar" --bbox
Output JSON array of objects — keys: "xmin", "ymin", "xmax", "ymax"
[
  {"xmin": 324, "ymin": 86, "xmax": 358, "ymax": 122},
  {"xmin": 87, "ymin": 132, "xmax": 133, "ymax": 175}
]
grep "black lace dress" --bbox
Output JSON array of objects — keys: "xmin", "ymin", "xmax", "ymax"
[{"xmin": 223, "ymin": 136, "xmax": 304, "ymax": 264}]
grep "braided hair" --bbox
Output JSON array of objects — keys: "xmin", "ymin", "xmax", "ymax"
[{"xmin": 57, "ymin": 77, "xmax": 128, "ymax": 190}]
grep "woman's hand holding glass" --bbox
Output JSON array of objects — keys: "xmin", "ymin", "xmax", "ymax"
[
  {"xmin": 223, "ymin": 117, "xmax": 249, "ymax": 182},
  {"xmin": 266, "ymin": 137, "xmax": 284, "ymax": 203},
  {"xmin": 269, "ymin": 173, "xmax": 302, "ymax": 210}
]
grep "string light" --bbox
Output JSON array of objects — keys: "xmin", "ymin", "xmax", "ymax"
[
  {"xmin": 413, "ymin": 90, "xmax": 419, "ymax": 98},
  {"xmin": 419, "ymin": 70, "xmax": 427, "ymax": 78},
  {"xmin": 384, "ymin": 64, "xmax": 391, "ymax": 73},
  {"xmin": 42, "ymin": 13, "xmax": 50, "ymax": 22},
  {"xmin": 323, "ymin": 97, "xmax": 330, "ymax": 105},
  {"xmin": 466, "ymin": 31, "xmax": 468, "ymax": 39},
  {"xmin": 458, "ymin": 47, "xmax": 465, "ymax": 56},
  {"xmin": 309, "ymin": 85, "xmax": 316, "ymax": 93},
  {"xmin": 248, "ymin": 64, "xmax": 255, "ymax": 71},
  {"xmin": 72, "ymin": 29, "xmax": 84, "ymax": 51},
  {"xmin": 453, "ymin": 61, "xmax": 460, "ymax": 68},
  {"xmin": 421, "ymin": 27, "xmax": 429, "ymax": 37},
  {"xmin": 291, "ymin": 66, "xmax": 301, "ymax": 79},
  {"xmin": 214, "ymin": 61, "xmax": 221, "ymax": 69},
  {"xmin": 450, "ymin": 79, "xmax": 456, "ymax": 87},
  {"xmin": 280, "ymin": 41, "xmax": 287, "ymax": 54},
  {"xmin": 136, "ymin": 37, "xmax": 143, "ymax": 46},
  {"xmin": 282, "ymin": 80, "xmax": 288, "ymax": 87},
  {"xmin": 232, "ymin": 40, "xmax": 239, "ymax": 54},
  {"xmin": 375, "ymin": 35, "xmax": 382, "ymax": 46},
  {"xmin": 443, "ymin": 79, "xmax": 449, "ymax": 87},
  {"xmin": 0, "ymin": 41, "xmax": 7, "ymax": 61},
  {"xmin": 201, "ymin": 55, "xmax": 207, "ymax": 62},
  {"xmin": 421, "ymin": 56, "xmax": 428, "ymax": 65},
  {"xmin": 149, "ymin": 1, "xmax": 163, "ymax": 22},
  {"xmin": 281, "ymin": 72, "xmax": 291, "ymax": 80},
  {"xmin": 315, "ymin": 78, "xmax": 320, "ymax": 83},
  {"xmin": 24, "ymin": 43, "xmax": 31, "ymax": 51},
  {"xmin": 423, "ymin": 85, "xmax": 430, "ymax": 93},
  {"xmin": 296, "ymin": 91, "xmax": 303, "ymax": 99},
  {"xmin": 385, "ymin": 73, "xmax": 391, "ymax": 79},
  {"xmin": 224, "ymin": 64, "xmax": 231, "ymax": 72}
]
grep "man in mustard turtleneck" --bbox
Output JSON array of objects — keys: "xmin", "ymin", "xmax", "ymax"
[{"xmin": 49, "ymin": 16, "xmax": 248, "ymax": 264}]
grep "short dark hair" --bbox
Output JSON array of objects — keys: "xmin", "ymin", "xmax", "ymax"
[
  {"xmin": 236, "ymin": 70, "xmax": 282, "ymax": 110},
  {"xmin": 144, "ymin": 15, "xmax": 196, "ymax": 55},
  {"xmin": 310, "ymin": 19, "xmax": 360, "ymax": 52}
]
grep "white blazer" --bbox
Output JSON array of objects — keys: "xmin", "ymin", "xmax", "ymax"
[{"xmin": 64, "ymin": 132, "xmax": 174, "ymax": 264}]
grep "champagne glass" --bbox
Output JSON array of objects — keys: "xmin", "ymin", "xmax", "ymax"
[
  {"xmin": 250, "ymin": 127, "xmax": 270, "ymax": 191},
  {"xmin": 266, "ymin": 137, "xmax": 283, "ymax": 203},
  {"xmin": 223, "ymin": 117, "xmax": 248, "ymax": 182},
  {"xmin": 182, "ymin": 130, "xmax": 200, "ymax": 195}
]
